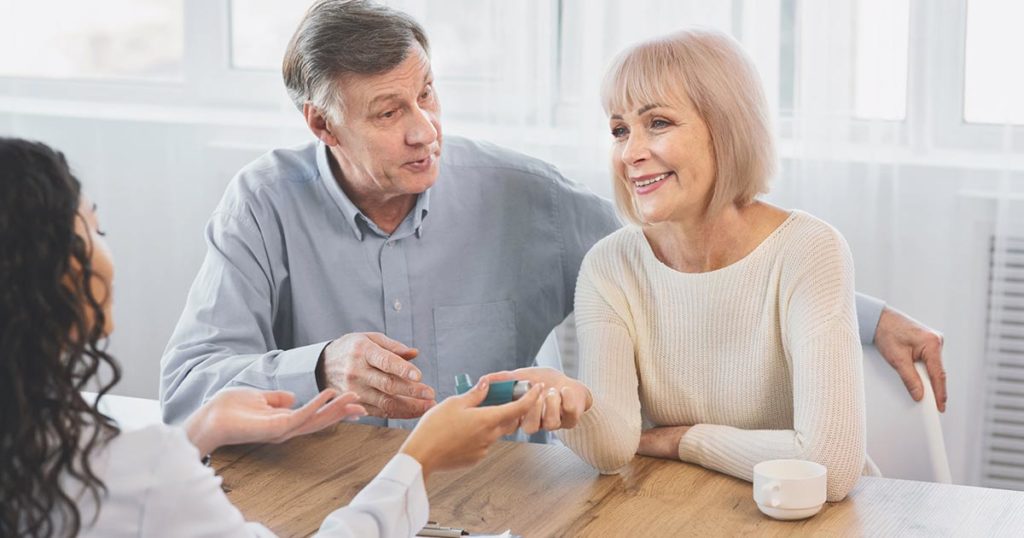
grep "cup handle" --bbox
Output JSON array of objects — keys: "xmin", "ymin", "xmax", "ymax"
[{"xmin": 761, "ymin": 481, "xmax": 782, "ymax": 508}]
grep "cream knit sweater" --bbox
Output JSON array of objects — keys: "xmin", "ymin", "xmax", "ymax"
[{"xmin": 559, "ymin": 210, "xmax": 870, "ymax": 502}]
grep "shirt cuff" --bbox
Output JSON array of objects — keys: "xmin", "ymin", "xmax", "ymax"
[
  {"xmin": 855, "ymin": 293, "xmax": 886, "ymax": 345},
  {"xmin": 370, "ymin": 453, "xmax": 429, "ymax": 531},
  {"xmin": 379, "ymin": 452, "xmax": 425, "ymax": 485},
  {"xmin": 273, "ymin": 340, "xmax": 331, "ymax": 406}
]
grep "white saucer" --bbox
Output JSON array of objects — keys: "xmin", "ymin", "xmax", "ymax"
[{"xmin": 756, "ymin": 503, "xmax": 823, "ymax": 520}]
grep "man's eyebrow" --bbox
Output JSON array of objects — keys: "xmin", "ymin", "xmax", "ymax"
[{"xmin": 368, "ymin": 93, "xmax": 402, "ymax": 109}]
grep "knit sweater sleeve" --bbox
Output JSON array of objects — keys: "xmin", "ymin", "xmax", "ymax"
[
  {"xmin": 676, "ymin": 224, "xmax": 866, "ymax": 502},
  {"xmin": 557, "ymin": 249, "xmax": 642, "ymax": 474}
]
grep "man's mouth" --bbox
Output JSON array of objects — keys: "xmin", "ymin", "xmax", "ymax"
[{"xmin": 404, "ymin": 153, "xmax": 436, "ymax": 171}]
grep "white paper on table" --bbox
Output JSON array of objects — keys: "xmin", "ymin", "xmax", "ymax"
[{"xmin": 413, "ymin": 524, "xmax": 516, "ymax": 532}]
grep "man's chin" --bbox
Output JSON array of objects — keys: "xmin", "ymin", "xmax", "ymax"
[{"xmin": 401, "ymin": 165, "xmax": 440, "ymax": 193}]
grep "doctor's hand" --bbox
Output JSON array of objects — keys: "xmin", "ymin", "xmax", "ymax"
[
  {"xmin": 185, "ymin": 388, "xmax": 366, "ymax": 455},
  {"xmin": 484, "ymin": 367, "xmax": 592, "ymax": 434},
  {"xmin": 874, "ymin": 306, "xmax": 947, "ymax": 412},
  {"xmin": 399, "ymin": 378, "xmax": 544, "ymax": 480},
  {"xmin": 316, "ymin": 332, "xmax": 436, "ymax": 419}
]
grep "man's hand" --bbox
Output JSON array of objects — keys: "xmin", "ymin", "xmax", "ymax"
[
  {"xmin": 317, "ymin": 332, "xmax": 435, "ymax": 419},
  {"xmin": 400, "ymin": 378, "xmax": 545, "ymax": 480},
  {"xmin": 484, "ymin": 367, "xmax": 592, "ymax": 434},
  {"xmin": 874, "ymin": 306, "xmax": 947, "ymax": 412},
  {"xmin": 185, "ymin": 388, "xmax": 366, "ymax": 455}
]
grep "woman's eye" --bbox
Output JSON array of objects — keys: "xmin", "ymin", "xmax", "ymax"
[
  {"xmin": 611, "ymin": 126, "xmax": 628, "ymax": 138},
  {"xmin": 651, "ymin": 118, "xmax": 670, "ymax": 129}
]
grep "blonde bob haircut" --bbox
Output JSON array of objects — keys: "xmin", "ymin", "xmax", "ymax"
[{"xmin": 602, "ymin": 28, "xmax": 775, "ymax": 225}]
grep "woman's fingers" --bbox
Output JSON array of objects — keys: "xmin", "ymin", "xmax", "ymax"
[{"xmin": 541, "ymin": 387, "xmax": 562, "ymax": 431}]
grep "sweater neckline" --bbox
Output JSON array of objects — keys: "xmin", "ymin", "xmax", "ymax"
[{"xmin": 636, "ymin": 210, "xmax": 801, "ymax": 277}]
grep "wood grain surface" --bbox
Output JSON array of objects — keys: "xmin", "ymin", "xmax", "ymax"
[{"xmin": 213, "ymin": 423, "xmax": 1024, "ymax": 537}]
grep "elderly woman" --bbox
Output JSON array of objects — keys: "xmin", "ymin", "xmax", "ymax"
[
  {"xmin": 523, "ymin": 29, "xmax": 873, "ymax": 502},
  {"xmin": 0, "ymin": 138, "xmax": 542, "ymax": 537}
]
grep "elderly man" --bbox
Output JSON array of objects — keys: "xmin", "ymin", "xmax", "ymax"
[{"xmin": 160, "ymin": 0, "xmax": 946, "ymax": 427}]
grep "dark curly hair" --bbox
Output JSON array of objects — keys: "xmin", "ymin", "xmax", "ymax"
[{"xmin": 0, "ymin": 138, "xmax": 122, "ymax": 537}]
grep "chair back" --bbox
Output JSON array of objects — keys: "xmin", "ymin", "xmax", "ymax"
[{"xmin": 863, "ymin": 345, "xmax": 952, "ymax": 483}]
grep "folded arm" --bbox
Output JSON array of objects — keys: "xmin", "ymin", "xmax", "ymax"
[{"xmin": 673, "ymin": 232, "xmax": 867, "ymax": 502}]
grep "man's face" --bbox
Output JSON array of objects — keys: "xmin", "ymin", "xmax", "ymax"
[{"xmin": 329, "ymin": 45, "xmax": 442, "ymax": 201}]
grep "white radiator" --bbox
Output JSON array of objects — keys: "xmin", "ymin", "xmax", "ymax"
[{"xmin": 979, "ymin": 233, "xmax": 1024, "ymax": 490}]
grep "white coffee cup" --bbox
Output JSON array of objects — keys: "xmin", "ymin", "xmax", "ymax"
[{"xmin": 752, "ymin": 459, "xmax": 827, "ymax": 520}]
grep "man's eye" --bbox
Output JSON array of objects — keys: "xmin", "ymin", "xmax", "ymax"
[
  {"xmin": 420, "ymin": 85, "xmax": 433, "ymax": 100},
  {"xmin": 381, "ymin": 110, "xmax": 397, "ymax": 119}
]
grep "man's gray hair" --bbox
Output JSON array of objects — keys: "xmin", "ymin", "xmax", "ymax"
[{"xmin": 282, "ymin": 0, "xmax": 430, "ymax": 123}]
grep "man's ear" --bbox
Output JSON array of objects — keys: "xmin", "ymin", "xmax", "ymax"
[{"xmin": 303, "ymin": 103, "xmax": 341, "ymax": 147}]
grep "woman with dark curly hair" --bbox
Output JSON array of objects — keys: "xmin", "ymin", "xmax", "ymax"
[{"xmin": 0, "ymin": 138, "xmax": 543, "ymax": 537}]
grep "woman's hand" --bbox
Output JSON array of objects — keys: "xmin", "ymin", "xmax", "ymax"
[
  {"xmin": 483, "ymin": 367, "xmax": 592, "ymax": 434},
  {"xmin": 399, "ymin": 378, "xmax": 544, "ymax": 480},
  {"xmin": 185, "ymin": 388, "xmax": 366, "ymax": 455},
  {"xmin": 637, "ymin": 426, "xmax": 691, "ymax": 460}
]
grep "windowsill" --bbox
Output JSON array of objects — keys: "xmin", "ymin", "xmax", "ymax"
[
  {"xmin": 0, "ymin": 95, "xmax": 305, "ymax": 129},
  {"xmin": 2, "ymin": 95, "xmax": 1023, "ymax": 174}
]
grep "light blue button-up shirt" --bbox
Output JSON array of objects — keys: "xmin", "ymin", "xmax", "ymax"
[
  {"xmin": 160, "ymin": 136, "xmax": 621, "ymax": 423},
  {"xmin": 160, "ymin": 135, "xmax": 886, "ymax": 424}
]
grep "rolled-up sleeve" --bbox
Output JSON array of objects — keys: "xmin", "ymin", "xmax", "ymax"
[
  {"xmin": 854, "ymin": 292, "xmax": 885, "ymax": 345},
  {"xmin": 160, "ymin": 209, "xmax": 324, "ymax": 424}
]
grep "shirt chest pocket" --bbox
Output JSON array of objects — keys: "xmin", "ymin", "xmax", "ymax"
[{"xmin": 433, "ymin": 300, "xmax": 518, "ymax": 395}]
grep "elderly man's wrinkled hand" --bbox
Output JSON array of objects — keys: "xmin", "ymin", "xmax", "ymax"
[
  {"xmin": 874, "ymin": 307, "xmax": 947, "ymax": 412},
  {"xmin": 317, "ymin": 332, "xmax": 436, "ymax": 419},
  {"xmin": 483, "ymin": 367, "xmax": 592, "ymax": 433}
]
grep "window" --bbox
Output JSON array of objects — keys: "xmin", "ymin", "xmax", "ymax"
[
  {"xmin": 853, "ymin": 0, "xmax": 910, "ymax": 120},
  {"xmin": 964, "ymin": 0, "xmax": 1024, "ymax": 125},
  {"xmin": 0, "ymin": 0, "xmax": 183, "ymax": 80},
  {"xmin": 0, "ymin": 0, "xmax": 1018, "ymax": 155},
  {"xmin": 230, "ymin": 0, "xmax": 308, "ymax": 71}
]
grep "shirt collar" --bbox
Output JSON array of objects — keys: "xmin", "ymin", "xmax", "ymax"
[{"xmin": 316, "ymin": 141, "xmax": 432, "ymax": 241}]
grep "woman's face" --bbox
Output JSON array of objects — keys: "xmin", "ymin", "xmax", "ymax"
[
  {"xmin": 608, "ymin": 92, "xmax": 717, "ymax": 224},
  {"xmin": 74, "ymin": 196, "xmax": 115, "ymax": 336}
]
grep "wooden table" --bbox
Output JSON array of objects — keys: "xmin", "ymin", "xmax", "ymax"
[{"xmin": 213, "ymin": 423, "xmax": 1024, "ymax": 537}]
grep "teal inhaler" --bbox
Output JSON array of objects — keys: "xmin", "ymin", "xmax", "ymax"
[{"xmin": 454, "ymin": 374, "xmax": 531, "ymax": 406}]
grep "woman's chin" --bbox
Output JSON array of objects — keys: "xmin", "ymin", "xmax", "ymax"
[{"xmin": 637, "ymin": 207, "xmax": 675, "ymax": 225}]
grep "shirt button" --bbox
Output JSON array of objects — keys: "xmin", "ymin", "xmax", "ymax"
[{"xmin": 393, "ymin": 299, "xmax": 402, "ymax": 312}]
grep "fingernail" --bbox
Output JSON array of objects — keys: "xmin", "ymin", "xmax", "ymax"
[
  {"xmin": 408, "ymin": 370, "xmax": 420, "ymax": 381},
  {"xmin": 548, "ymin": 387, "xmax": 558, "ymax": 396},
  {"xmin": 421, "ymin": 390, "xmax": 433, "ymax": 399},
  {"xmin": 478, "ymin": 379, "xmax": 489, "ymax": 391}
]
